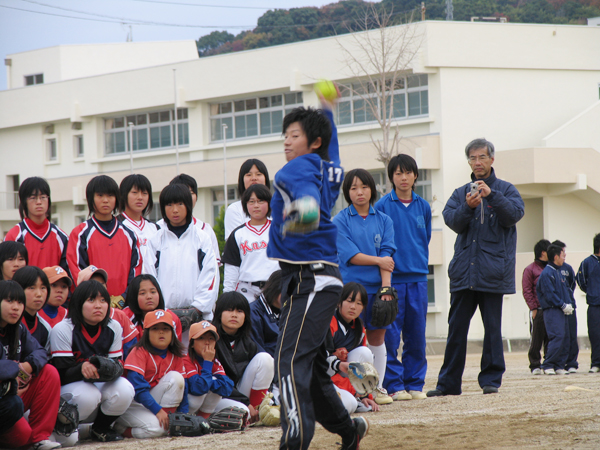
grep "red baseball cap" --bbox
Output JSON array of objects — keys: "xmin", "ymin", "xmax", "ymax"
[
  {"xmin": 42, "ymin": 266, "xmax": 72, "ymax": 286},
  {"xmin": 144, "ymin": 310, "xmax": 176, "ymax": 331},
  {"xmin": 189, "ymin": 320, "xmax": 219, "ymax": 341}
]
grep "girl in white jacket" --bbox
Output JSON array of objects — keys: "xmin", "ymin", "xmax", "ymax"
[{"xmin": 146, "ymin": 185, "xmax": 217, "ymax": 322}]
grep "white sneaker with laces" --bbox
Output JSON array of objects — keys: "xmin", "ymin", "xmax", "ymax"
[
  {"xmin": 589, "ymin": 366, "xmax": 600, "ymax": 373},
  {"xmin": 409, "ymin": 390, "xmax": 427, "ymax": 400},
  {"xmin": 544, "ymin": 368, "xmax": 556, "ymax": 375},
  {"xmin": 373, "ymin": 387, "xmax": 393, "ymax": 405},
  {"xmin": 532, "ymin": 368, "xmax": 542, "ymax": 375},
  {"xmin": 555, "ymin": 369, "xmax": 569, "ymax": 375},
  {"xmin": 30, "ymin": 440, "xmax": 61, "ymax": 450},
  {"xmin": 568, "ymin": 367, "xmax": 578, "ymax": 374},
  {"xmin": 390, "ymin": 390, "xmax": 413, "ymax": 401}
]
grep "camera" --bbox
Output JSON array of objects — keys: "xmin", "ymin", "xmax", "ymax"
[{"xmin": 470, "ymin": 182, "xmax": 479, "ymax": 197}]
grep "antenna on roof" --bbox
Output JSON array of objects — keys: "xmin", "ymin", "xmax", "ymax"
[{"xmin": 123, "ymin": 24, "xmax": 133, "ymax": 42}]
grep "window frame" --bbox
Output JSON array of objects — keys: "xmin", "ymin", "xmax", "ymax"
[
  {"xmin": 335, "ymin": 74, "xmax": 429, "ymax": 127},
  {"xmin": 24, "ymin": 73, "xmax": 44, "ymax": 86},
  {"xmin": 209, "ymin": 92, "xmax": 303, "ymax": 143},
  {"xmin": 74, "ymin": 135, "xmax": 84, "ymax": 159},
  {"xmin": 103, "ymin": 108, "xmax": 189, "ymax": 156},
  {"xmin": 46, "ymin": 138, "xmax": 57, "ymax": 162}
]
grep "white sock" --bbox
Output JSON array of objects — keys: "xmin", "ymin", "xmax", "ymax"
[{"xmin": 368, "ymin": 343, "xmax": 387, "ymax": 389}]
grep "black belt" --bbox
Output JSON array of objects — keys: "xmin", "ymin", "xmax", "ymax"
[{"xmin": 251, "ymin": 281, "xmax": 267, "ymax": 289}]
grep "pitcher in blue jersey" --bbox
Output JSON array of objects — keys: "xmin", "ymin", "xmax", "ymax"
[{"xmin": 268, "ymin": 97, "xmax": 368, "ymax": 450}]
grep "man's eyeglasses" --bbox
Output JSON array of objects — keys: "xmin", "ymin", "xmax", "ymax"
[{"xmin": 468, "ymin": 155, "xmax": 490, "ymax": 163}]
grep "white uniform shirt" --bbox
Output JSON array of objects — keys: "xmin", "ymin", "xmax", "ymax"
[
  {"xmin": 120, "ymin": 213, "xmax": 160, "ymax": 275},
  {"xmin": 224, "ymin": 201, "xmax": 246, "ymax": 240},
  {"xmin": 221, "ymin": 220, "xmax": 280, "ymax": 292},
  {"xmin": 147, "ymin": 222, "xmax": 217, "ymax": 320}
]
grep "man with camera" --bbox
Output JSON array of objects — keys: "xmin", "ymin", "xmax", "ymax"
[{"xmin": 427, "ymin": 138, "xmax": 524, "ymax": 397}]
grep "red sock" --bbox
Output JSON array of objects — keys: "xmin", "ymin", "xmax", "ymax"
[
  {"xmin": 198, "ymin": 411, "xmax": 211, "ymax": 419},
  {"xmin": 249, "ymin": 389, "xmax": 267, "ymax": 408},
  {"xmin": 123, "ymin": 428, "xmax": 134, "ymax": 439},
  {"xmin": 0, "ymin": 417, "xmax": 32, "ymax": 448}
]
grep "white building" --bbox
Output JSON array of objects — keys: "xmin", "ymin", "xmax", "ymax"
[{"xmin": 1, "ymin": 21, "xmax": 599, "ymax": 345}]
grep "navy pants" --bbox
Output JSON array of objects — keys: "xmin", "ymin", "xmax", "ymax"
[
  {"xmin": 383, "ymin": 281, "xmax": 428, "ymax": 393},
  {"xmin": 588, "ymin": 305, "xmax": 600, "ymax": 369},
  {"xmin": 541, "ymin": 308, "xmax": 570, "ymax": 371},
  {"xmin": 565, "ymin": 311, "xmax": 579, "ymax": 370},
  {"xmin": 436, "ymin": 290, "xmax": 505, "ymax": 394},
  {"xmin": 275, "ymin": 263, "xmax": 352, "ymax": 450},
  {"xmin": 528, "ymin": 308, "xmax": 548, "ymax": 370},
  {"xmin": 0, "ymin": 394, "xmax": 24, "ymax": 435}
]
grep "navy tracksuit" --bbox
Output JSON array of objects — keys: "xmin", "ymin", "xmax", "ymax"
[
  {"xmin": 537, "ymin": 263, "xmax": 571, "ymax": 370},
  {"xmin": 577, "ymin": 255, "xmax": 600, "ymax": 369}
]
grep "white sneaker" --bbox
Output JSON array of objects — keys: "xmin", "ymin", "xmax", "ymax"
[
  {"xmin": 409, "ymin": 390, "xmax": 427, "ymax": 400},
  {"xmin": 531, "ymin": 368, "xmax": 542, "ymax": 375},
  {"xmin": 372, "ymin": 387, "xmax": 393, "ymax": 405},
  {"xmin": 30, "ymin": 440, "xmax": 61, "ymax": 450},
  {"xmin": 544, "ymin": 368, "xmax": 556, "ymax": 375},
  {"xmin": 390, "ymin": 390, "xmax": 413, "ymax": 401},
  {"xmin": 556, "ymin": 369, "xmax": 569, "ymax": 375},
  {"xmin": 589, "ymin": 366, "xmax": 600, "ymax": 373},
  {"xmin": 568, "ymin": 367, "xmax": 578, "ymax": 374}
]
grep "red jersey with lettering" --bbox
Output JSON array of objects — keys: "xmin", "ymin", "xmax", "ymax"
[
  {"xmin": 5, "ymin": 218, "xmax": 70, "ymax": 276},
  {"xmin": 184, "ymin": 355, "xmax": 227, "ymax": 378},
  {"xmin": 67, "ymin": 216, "xmax": 141, "ymax": 296},
  {"xmin": 125, "ymin": 347, "xmax": 188, "ymax": 388}
]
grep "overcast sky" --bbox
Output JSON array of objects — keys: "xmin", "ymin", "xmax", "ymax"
[{"xmin": 0, "ymin": 0, "xmax": 336, "ymax": 90}]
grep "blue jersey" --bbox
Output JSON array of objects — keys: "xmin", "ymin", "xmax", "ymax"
[
  {"xmin": 375, "ymin": 190, "xmax": 431, "ymax": 283},
  {"xmin": 268, "ymin": 108, "xmax": 342, "ymax": 265},
  {"xmin": 333, "ymin": 205, "xmax": 396, "ymax": 294}
]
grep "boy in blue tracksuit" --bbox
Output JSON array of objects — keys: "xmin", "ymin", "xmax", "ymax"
[
  {"xmin": 536, "ymin": 244, "xmax": 574, "ymax": 374},
  {"xmin": 576, "ymin": 233, "xmax": 600, "ymax": 373},
  {"xmin": 374, "ymin": 154, "xmax": 431, "ymax": 400},
  {"xmin": 552, "ymin": 240, "xmax": 578, "ymax": 372},
  {"xmin": 268, "ymin": 98, "xmax": 367, "ymax": 450}
]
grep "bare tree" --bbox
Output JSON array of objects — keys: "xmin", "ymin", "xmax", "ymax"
[{"xmin": 336, "ymin": 4, "xmax": 423, "ymax": 193}]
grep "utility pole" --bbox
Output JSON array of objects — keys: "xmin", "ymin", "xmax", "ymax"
[
  {"xmin": 446, "ymin": 0, "xmax": 453, "ymax": 21},
  {"xmin": 421, "ymin": 2, "xmax": 426, "ymax": 21}
]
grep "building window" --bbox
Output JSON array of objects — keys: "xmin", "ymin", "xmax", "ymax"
[
  {"xmin": 74, "ymin": 135, "xmax": 84, "ymax": 158},
  {"xmin": 46, "ymin": 139, "xmax": 57, "ymax": 161},
  {"xmin": 335, "ymin": 74, "xmax": 428, "ymax": 126},
  {"xmin": 210, "ymin": 92, "xmax": 303, "ymax": 142},
  {"xmin": 212, "ymin": 186, "xmax": 239, "ymax": 223},
  {"xmin": 104, "ymin": 108, "xmax": 188, "ymax": 155},
  {"xmin": 24, "ymin": 73, "xmax": 43, "ymax": 86},
  {"xmin": 427, "ymin": 265, "xmax": 435, "ymax": 304}
]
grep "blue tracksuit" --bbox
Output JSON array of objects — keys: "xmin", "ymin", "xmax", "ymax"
[
  {"xmin": 559, "ymin": 262, "xmax": 578, "ymax": 370},
  {"xmin": 374, "ymin": 189, "xmax": 431, "ymax": 393},
  {"xmin": 537, "ymin": 263, "xmax": 571, "ymax": 371},
  {"xmin": 333, "ymin": 204, "xmax": 396, "ymax": 294},
  {"xmin": 577, "ymin": 255, "xmax": 600, "ymax": 368}
]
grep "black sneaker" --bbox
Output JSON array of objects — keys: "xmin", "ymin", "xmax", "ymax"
[
  {"xmin": 426, "ymin": 389, "xmax": 446, "ymax": 397},
  {"xmin": 90, "ymin": 426, "xmax": 124, "ymax": 442},
  {"xmin": 340, "ymin": 417, "xmax": 369, "ymax": 450},
  {"xmin": 482, "ymin": 386, "xmax": 498, "ymax": 394}
]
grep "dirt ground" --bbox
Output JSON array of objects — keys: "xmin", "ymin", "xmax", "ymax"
[{"xmin": 77, "ymin": 350, "xmax": 600, "ymax": 450}]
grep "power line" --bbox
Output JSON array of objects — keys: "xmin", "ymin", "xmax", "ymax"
[
  {"xmin": 129, "ymin": 0, "xmax": 273, "ymax": 10},
  {"xmin": 8, "ymin": 0, "xmax": 420, "ymax": 30}
]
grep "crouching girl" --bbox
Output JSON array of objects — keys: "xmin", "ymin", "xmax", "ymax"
[
  {"xmin": 186, "ymin": 320, "xmax": 234, "ymax": 418},
  {"xmin": 116, "ymin": 310, "xmax": 188, "ymax": 439},
  {"xmin": 50, "ymin": 280, "xmax": 134, "ymax": 444}
]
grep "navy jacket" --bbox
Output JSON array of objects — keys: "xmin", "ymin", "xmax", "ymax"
[
  {"xmin": 577, "ymin": 255, "xmax": 600, "ymax": 306},
  {"xmin": 537, "ymin": 263, "xmax": 571, "ymax": 310},
  {"xmin": 0, "ymin": 323, "xmax": 48, "ymax": 375},
  {"xmin": 444, "ymin": 168, "xmax": 524, "ymax": 294},
  {"xmin": 249, "ymin": 295, "xmax": 279, "ymax": 357}
]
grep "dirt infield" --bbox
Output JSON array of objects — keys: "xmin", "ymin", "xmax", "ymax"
[{"xmin": 78, "ymin": 350, "xmax": 600, "ymax": 450}]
